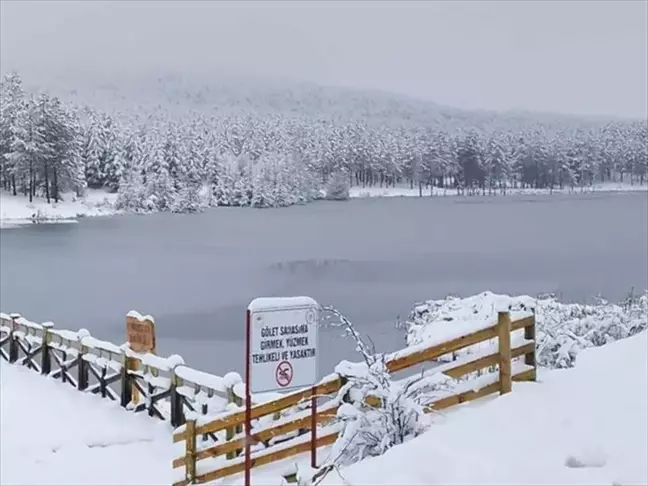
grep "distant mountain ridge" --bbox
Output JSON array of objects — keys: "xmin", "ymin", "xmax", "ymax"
[{"xmin": 14, "ymin": 71, "xmax": 628, "ymax": 131}]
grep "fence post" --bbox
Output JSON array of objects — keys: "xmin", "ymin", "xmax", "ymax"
[
  {"xmin": 524, "ymin": 311, "xmax": 537, "ymax": 381},
  {"xmin": 120, "ymin": 350, "xmax": 133, "ymax": 408},
  {"xmin": 226, "ymin": 383, "xmax": 244, "ymax": 459},
  {"xmin": 184, "ymin": 419, "xmax": 197, "ymax": 484},
  {"xmin": 497, "ymin": 311, "xmax": 512, "ymax": 395},
  {"xmin": 78, "ymin": 344, "xmax": 89, "ymax": 391},
  {"xmin": 170, "ymin": 366, "xmax": 185, "ymax": 428},
  {"xmin": 224, "ymin": 372, "xmax": 244, "ymax": 459},
  {"xmin": 147, "ymin": 364, "xmax": 156, "ymax": 417},
  {"xmin": 200, "ymin": 388, "xmax": 214, "ymax": 442},
  {"xmin": 75, "ymin": 329, "xmax": 90, "ymax": 391},
  {"xmin": 41, "ymin": 322, "xmax": 53, "ymax": 375},
  {"xmin": 9, "ymin": 314, "xmax": 20, "ymax": 363}
]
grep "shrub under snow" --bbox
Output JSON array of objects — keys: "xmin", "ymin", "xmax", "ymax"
[
  {"xmin": 405, "ymin": 290, "xmax": 648, "ymax": 369},
  {"xmin": 324, "ymin": 171, "xmax": 351, "ymax": 201},
  {"xmin": 307, "ymin": 307, "xmax": 448, "ymax": 484}
]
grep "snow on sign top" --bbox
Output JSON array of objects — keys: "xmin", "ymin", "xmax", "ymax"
[
  {"xmin": 247, "ymin": 296, "xmax": 319, "ymax": 394},
  {"xmin": 247, "ymin": 296, "xmax": 318, "ymax": 312}
]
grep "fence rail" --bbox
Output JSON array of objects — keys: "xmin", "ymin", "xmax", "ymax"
[
  {"xmin": 0, "ymin": 312, "xmax": 251, "ymax": 429},
  {"xmin": 172, "ymin": 311, "xmax": 537, "ymax": 486},
  {"xmin": 1, "ymin": 308, "xmax": 537, "ymax": 486}
]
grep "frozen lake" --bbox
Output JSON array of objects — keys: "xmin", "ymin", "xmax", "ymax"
[{"xmin": 1, "ymin": 192, "xmax": 647, "ymax": 376}]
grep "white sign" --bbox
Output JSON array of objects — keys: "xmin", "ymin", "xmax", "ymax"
[{"xmin": 247, "ymin": 296, "xmax": 319, "ymax": 393}]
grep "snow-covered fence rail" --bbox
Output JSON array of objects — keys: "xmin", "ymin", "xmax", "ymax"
[
  {"xmin": 0, "ymin": 311, "xmax": 245, "ymax": 429},
  {"xmin": 172, "ymin": 311, "xmax": 536, "ymax": 486}
]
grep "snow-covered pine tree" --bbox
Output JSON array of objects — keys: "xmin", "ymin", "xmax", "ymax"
[
  {"xmin": 81, "ymin": 110, "xmax": 104, "ymax": 188},
  {"xmin": 115, "ymin": 167, "xmax": 150, "ymax": 212},
  {"xmin": 172, "ymin": 133, "xmax": 205, "ymax": 213},
  {"xmin": 0, "ymin": 72, "xmax": 27, "ymax": 195},
  {"xmin": 143, "ymin": 134, "xmax": 176, "ymax": 211},
  {"xmin": 42, "ymin": 95, "xmax": 86, "ymax": 201},
  {"xmin": 5, "ymin": 96, "xmax": 45, "ymax": 202},
  {"xmin": 99, "ymin": 115, "xmax": 124, "ymax": 192}
]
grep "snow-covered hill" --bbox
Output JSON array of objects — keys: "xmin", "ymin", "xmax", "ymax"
[
  {"xmin": 3, "ymin": 71, "xmax": 647, "ymax": 218},
  {"xmin": 22, "ymin": 71, "xmax": 638, "ymax": 131}
]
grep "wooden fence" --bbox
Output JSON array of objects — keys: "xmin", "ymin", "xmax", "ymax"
[
  {"xmin": 0, "ymin": 311, "xmax": 254, "ymax": 429},
  {"xmin": 171, "ymin": 311, "xmax": 537, "ymax": 485}
]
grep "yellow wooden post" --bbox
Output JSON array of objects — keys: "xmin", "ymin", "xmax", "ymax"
[
  {"xmin": 224, "ymin": 373, "xmax": 244, "ymax": 459},
  {"xmin": 185, "ymin": 419, "xmax": 197, "ymax": 484},
  {"xmin": 524, "ymin": 312, "xmax": 537, "ymax": 381},
  {"xmin": 225, "ymin": 385, "xmax": 238, "ymax": 459},
  {"xmin": 498, "ymin": 311, "xmax": 512, "ymax": 395}
]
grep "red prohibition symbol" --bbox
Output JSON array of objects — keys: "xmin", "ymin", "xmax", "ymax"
[{"xmin": 275, "ymin": 360, "xmax": 293, "ymax": 387}]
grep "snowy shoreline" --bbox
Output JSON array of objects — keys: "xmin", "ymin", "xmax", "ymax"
[
  {"xmin": 0, "ymin": 189, "xmax": 118, "ymax": 229},
  {"xmin": 1, "ymin": 182, "xmax": 645, "ymax": 229},
  {"xmin": 350, "ymin": 181, "xmax": 648, "ymax": 198}
]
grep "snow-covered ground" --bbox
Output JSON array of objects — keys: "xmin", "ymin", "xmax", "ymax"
[
  {"xmin": 2, "ymin": 321, "xmax": 646, "ymax": 484},
  {"xmin": 317, "ymin": 331, "xmax": 648, "ymax": 486},
  {"xmin": 0, "ymin": 360, "xmax": 172, "ymax": 485},
  {"xmin": 350, "ymin": 182, "xmax": 648, "ymax": 199},
  {"xmin": 0, "ymin": 190, "xmax": 118, "ymax": 228}
]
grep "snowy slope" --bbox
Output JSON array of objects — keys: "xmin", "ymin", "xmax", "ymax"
[
  {"xmin": 0, "ymin": 361, "xmax": 172, "ymax": 485},
  {"xmin": 1, "ymin": 325, "xmax": 646, "ymax": 485},
  {"xmin": 25, "ymin": 71, "xmax": 632, "ymax": 130},
  {"xmin": 318, "ymin": 331, "xmax": 648, "ymax": 486}
]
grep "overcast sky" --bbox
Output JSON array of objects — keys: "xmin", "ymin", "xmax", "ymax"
[{"xmin": 1, "ymin": 0, "xmax": 646, "ymax": 118}]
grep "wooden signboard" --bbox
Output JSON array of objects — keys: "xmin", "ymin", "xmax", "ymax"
[
  {"xmin": 126, "ymin": 313, "xmax": 156, "ymax": 354},
  {"xmin": 126, "ymin": 312, "xmax": 156, "ymax": 405}
]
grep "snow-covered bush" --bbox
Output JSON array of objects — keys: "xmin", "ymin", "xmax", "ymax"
[
  {"xmin": 325, "ymin": 171, "xmax": 350, "ymax": 201},
  {"xmin": 533, "ymin": 290, "xmax": 647, "ymax": 368},
  {"xmin": 404, "ymin": 290, "xmax": 648, "ymax": 369},
  {"xmin": 329, "ymin": 360, "xmax": 442, "ymax": 467},
  {"xmin": 317, "ymin": 307, "xmax": 448, "ymax": 474}
]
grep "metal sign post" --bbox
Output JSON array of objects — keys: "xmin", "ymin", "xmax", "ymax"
[
  {"xmin": 244, "ymin": 297, "xmax": 320, "ymax": 486},
  {"xmin": 244, "ymin": 309, "xmax": 252, "ymax": 486}
]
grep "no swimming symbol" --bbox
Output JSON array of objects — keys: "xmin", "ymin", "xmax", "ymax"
[{"xmin": 275, "ymin": 360, "xmax": 293, "ymax": 387}]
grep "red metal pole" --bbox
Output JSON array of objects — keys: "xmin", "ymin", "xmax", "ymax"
[
  {"xmin": 245, "ymin": 310, "xmax": 252, "ymax": 486},
  {"xmin": 310, "ymin": 385, "xmax": 317, "ymax": 468}
]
